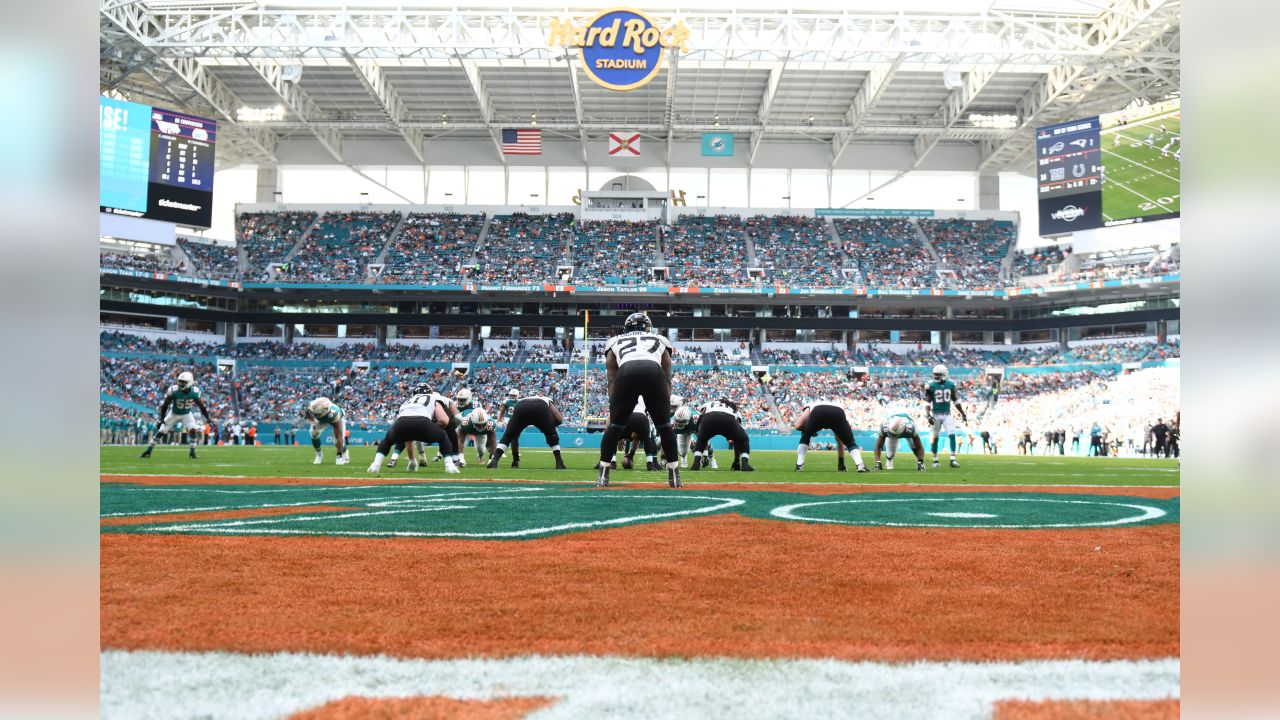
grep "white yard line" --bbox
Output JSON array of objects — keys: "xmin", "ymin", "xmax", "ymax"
[
  {"xmin": 101, "ymin": 650, "xmax": 1180, "ymax": 720},
  {"xmin": 1102, "ymin": 147, "xmax": 1180, "ymax": 183}
]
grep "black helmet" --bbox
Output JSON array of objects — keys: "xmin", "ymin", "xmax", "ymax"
[
  {"xmin": 412, "ymin": 383, "xmax": 432, "ymax": 395},
  {"xmin": 623, "ymin": 312, "xmax": 652, "ymax": 333}
]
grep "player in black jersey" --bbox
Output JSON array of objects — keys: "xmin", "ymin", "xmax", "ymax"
[
  {"xmin": 618, "ymin": 403, "xmax": 659, "ymax": 471},
  {"xmin": 793, "ymin": 401, "xmax": 870, "ymax": 472},
  {"xmin": 485, "ymin": 395, "xmax": 567, "ymax": 469},
  {"xmin": 690, "ymin": 398, "xmax": 755, "ymax": 472},
  {"xmin": 367, "ymin": 388, "xmax": 458, "ymax": 474},
  {"xmin": 596, "ymin": 312, "xmax": 682, "ymax": 488}
]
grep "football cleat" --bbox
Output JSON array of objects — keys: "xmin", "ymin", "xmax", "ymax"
[
  {"xmin": 189, "ymin": 449, "xmax": 197, "ymax": 459},
  {"xmin": 917, "ymin": 462, "xmax": 927, "ymax": 471},
  {"xmin": 708, "ymin": 457, "xmax": 719, "ymax": 469},
  {"xmin": 875, "ymin": 461, "xmax": 883, "ymax": 471},
  {"xmin": 837, "ymin": 461, "xmax": 848, "ymax": 472},
  {"xmin": 689, "ymin": 456, "xmax": 704, "ymax": 471},
  {"xmin": 950, "ymin": 458, "xmax": 960, "ymax": 468},
  {"xmin": 731, "ymin": 457, "xmax": 741, "ymax": 471},
  {"xmin": 856, "ymin": 466, "xmax": 871, "ymax": 473},
  {"xmin": 796, "ymin": 464, "xmax": 804, "ymax": 472},
  {"xmin": 932, "ymin": 459, "xmax": 940, "ymax": 468},
  {"xmin": 485, "ymin": 458, "xmax": 499, "ymax": 469},
  {"xmin": 444, "ymin": 460, "xmax": 460, "ymax": 475},
  {"xmin": 737, "ymin": 458, "xmax": 756, "ymax": 472},
  {"xmin": 510, "ymin": 460, "xmax": 519, "ymax": 469},
  {"xmin": 139, "ymin": 448, "xmax": 152, "ymax": 458},
  {"xmin": 432, "ymin": 453, "xmax": 444, "ymax": 463},
  {"xmin": 455, "ymin": 455, "xmax": 466, "ymax": 469},
  {"xmin": 555, "ymin": 459, "xmax": 567, "ymax": 470},
  {"xmin": 668, "ymin": 466, "xmax": 683, "ymax": 488},
  {"xmin": 596, "ymin": 463, "xmax": 611, "ymax": 487},
  {"xmin": 645, "ymin": 460, "xmax": 658, "ymax": 471},
  {"xmin": 335, "ymin": 455, "xmax": 349, "ymax": 466},
  {"xmin": 406, "ymin": 459, "xmax": 418, "ymax": 472},
  {"xmin": 366, "ymin": 463, "xmax": 382, "ymax": 473},
  {"xmin": 386, "ymin": 457, "xmax": 398, "ymax": 468},
  {"xmin": 313, "ymin": 453, "xmax": 323, "ymax": 465}
]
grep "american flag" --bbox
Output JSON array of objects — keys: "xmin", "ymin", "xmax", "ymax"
[{"xmin": 501, "ymin": 128, "xmax": 541, "ymax": 155}]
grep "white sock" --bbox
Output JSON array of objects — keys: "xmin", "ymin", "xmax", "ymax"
[
  {"xmin": 797, "ymin": 443, "xmax": 809, "ymax": 464},
  {"xmin": 496, "ymin": 442, "xmax": 507, "ymax": 452},
  {"xmin": 389, "ymin": 452, "xmax": 399, "ymax": 461},
  {"xmin": 370, "ymin": 452, "xmax": 386, "ymax": 468},
  {"xmin": 550, "ymin": 445, "xmax": 561, "ymax": 452},
  {"xmin": 667, "ymin": 460, "xmax": 679, "ymax": 469},
  {"xmin": 850, "ymin": 447, "xmax": 865, "ymax": 468}
]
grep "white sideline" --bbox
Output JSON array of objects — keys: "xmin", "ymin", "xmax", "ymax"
[{"xmin": 100, "ymin": 650, "xmax": 1179, "ymax": 720}]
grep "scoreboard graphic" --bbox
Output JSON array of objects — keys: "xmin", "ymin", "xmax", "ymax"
[
  {"xmin": 100, "ymin": 96, "xmax": 217, "ymax": 228},
  {"xmin": 1035, "ymin": 117, "xmax": 1103, "ymax": 235}
]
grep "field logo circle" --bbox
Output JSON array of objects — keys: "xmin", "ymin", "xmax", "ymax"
[{"xmin": 770, "ymin": 497, "xmax": 1167, "ymax": 529}]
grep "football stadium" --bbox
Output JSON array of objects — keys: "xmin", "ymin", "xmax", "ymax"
[{"xmin": 99, "ymin": 1, "xmax": 1181, "ymax": 717}]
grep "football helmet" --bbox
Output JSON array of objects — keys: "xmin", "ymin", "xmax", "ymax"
[
  {"xmin": 673, "ymin": 405, "xmax": 692, "ymax": 430},
  {"xmin": 932, "ymin": 364, "xmax": 948, "ymax": 382},
  {"xmin": 623, "ymin": 312, "xmax": 652, "ymax": 333},
  {"xmin": 455, "ymin": 388, "xmax": 472, "ymax": 405},
  {"xmin": 508, "ymin": 389, "xmax": 519, "ymax": 399},
  {"xmin": 308, "ymin": 397, "xmax": 332, "ymax": 417},
  {"xmin": 470, "ymin": 407, "xmax": 490, "ymax": 431},
  {"xmin": 176, "ymin": 371, "xmax": 195, "ymax": 390},
  {"xmin": 886, "ymin": 415, "xmax": 910, "ymax": 436},
  {"xmin": 670, "ymin": 394, "xmax": 684, "ymax": 409},
  {"xmin": 412, "ymin": 383, "xmax": 432, "ymax": 396}
]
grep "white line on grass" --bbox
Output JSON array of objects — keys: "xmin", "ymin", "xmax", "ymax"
[
  {"xmin": 100, "ymin": 650, "xmax": 1181, "ymax": 720},
  {"xmin": 1102, "ymin": 147, "xmax": 1179, "ymax": 183}
]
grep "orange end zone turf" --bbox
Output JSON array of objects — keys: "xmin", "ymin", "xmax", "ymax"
[
  {"xmin": 102, "ymin": 513, "xmax": 1177, "ymax": 662},
  {"xmin": 286, "ymin": 696, "xmax": 556, "ymax": 720},
  {"xmin": 993, "ymin": 699, "xmax": 1179, "ymax": 719}
]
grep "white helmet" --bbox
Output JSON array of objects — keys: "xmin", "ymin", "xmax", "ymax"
[
  {"xmin": 673, "ymin": 405, "xmax": 693, "ymax": 429},
  {"xmin": 177, "ymin": 371, "xmax": 195, "ymax": 390},
  {"xmin": 455, "ymin": 387, "xmax": 473, "ymax": 405},
  {"xmin": 509, "ymin": 388, "xmax": 520, "ymax": 399},
  {"xmin": 932, "ymin": 364, "xmax": 948, "ymax": 381},
  {"xmin": 470, "ymin": 407, "xmax": 489, "ymax": 430},
  {"xmin": 671, "ymin": 394, "xmax": 684, "ymax": 408},
  {"xmin": 886, "ymin": 415, "xmax": 910, "ymax": 436},
  {"xmin": 309, "ymin": 396, "xmax": 332, "ymax": 416}
]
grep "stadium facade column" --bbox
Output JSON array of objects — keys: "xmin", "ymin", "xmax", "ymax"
[
  {"xmin": 224, "ymin": 322, "xmax": 236, "ymax": 346},
  {"xmin": 376, "ymin": 325, "xmax": 387, "ymax": 347},
  {"xmin": 977, "ymin": 172, "xmax": 1000, "ymax": 210},
  {"xmin": 942, "ymin": 306, "xmax": 953, "ymax": 352},
  {"xmin": 1156, "ymin": 319, "xmax": 1167, "ymax": 343},
  {"xmin": 255, "ymin": 167, "xmax": 281, "ymax": 203},
  {"xmin": 284, "ymin": 323, "xmax": 294, "ymax": 345}
]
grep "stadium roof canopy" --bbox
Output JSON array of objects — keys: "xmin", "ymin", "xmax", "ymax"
[{"xmin": 100, "ymin": 0, "xmax": 1179, "ymax": 172}]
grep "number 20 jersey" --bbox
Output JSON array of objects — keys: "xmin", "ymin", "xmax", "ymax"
[{"xmin": 605, "ymin": 331, "xmax": 673, "ymax": 368}]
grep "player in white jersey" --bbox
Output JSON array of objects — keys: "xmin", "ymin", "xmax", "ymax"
[
  {"xmin": 792, "ymin": 401, "xmax": 869, "ymax": 472},
  {"xmin": 485, "ymin": 395, "xmax": 567, "ymax": 469},
  {"xmin": 595, "ymin": 313, "xmax": 682, "ymax": 488},
  {"xmin": 367, "ymin": 386, "xmax": 458, "ymax": 474},
  {"xmin": 690, "ymin": 398, "xmax": 755, "ymax": 472}
]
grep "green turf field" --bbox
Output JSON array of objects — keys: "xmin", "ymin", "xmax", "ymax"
[
  {"xmin": 1099, "ymin": 108, "xmax": 1181, "ymax": 222},
  {"xmin": 101, "ymin": 446, "xmax": 1180, "ymax": 487}
]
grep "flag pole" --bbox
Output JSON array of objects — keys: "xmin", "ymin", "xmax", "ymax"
[{"xmin": 582, "ymin": 309, "xmax": 590, "ymax": 423}]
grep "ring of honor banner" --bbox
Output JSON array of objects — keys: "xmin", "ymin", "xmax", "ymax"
[{"xmin": 100, "ymin": 96, "xmax": 217, "ymax": 228}]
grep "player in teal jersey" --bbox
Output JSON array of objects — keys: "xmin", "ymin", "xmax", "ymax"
[
  {"xmin": 139, "ymin": 370, "xmax": 212, "ymax": 459},
  {"xmin": 456, "ymin": 404, "xmax": 497, "ymax": 463},
  {"xmin": 497, "ymin": 389, "xmax": 520, "ymax": 424},
  {"xmin": 873, "ymin": 412, "xmax": 927, "ymax": 471},
  {"xmin": 670, "ymin": 396, "xmax": 715, "ymax": 469},
  {"xmin": 924, "ymin": 365, "xmax": 969, "ymax": 468},
  {"xmin": 303, "ymin": 396, "xmax": 349, "ymax": 465}
]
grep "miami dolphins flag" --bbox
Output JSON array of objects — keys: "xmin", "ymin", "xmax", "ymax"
[{"xmin": 701, "ymin": 132, "xmax": 734, "ymax": 156}]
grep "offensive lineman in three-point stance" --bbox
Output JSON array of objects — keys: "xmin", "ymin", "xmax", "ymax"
[{"xmin": 596, "ymin": 312, "xmax": 682, "ymax": 488}]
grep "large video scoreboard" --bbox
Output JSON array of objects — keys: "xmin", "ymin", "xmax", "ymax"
[
  {"xmin": 100, "ymin": 96, "xmax": 217, "ymax": 228},
  {"xmin": 1037, "ymin": 99, "xmax": 1181, "ymax": 236}
]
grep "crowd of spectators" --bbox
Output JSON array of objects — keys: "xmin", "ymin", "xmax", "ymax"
[
  {"xmin": 749, "ymin": 215, "xmax": 845, "ymax": 287},
  {"xmin": 100, "ymin": 356, "xmax": 235, "ymax": 420},
  {"xmin": 661, "ymin": 216, "xmax": 750, "ymax": 286},
  {"xmin": 475, "ymin": 213, "xmax": 574, "ymax": 284},
  {"xmin": 570, "ymin": 220, "xmax": 657, "ymax": 285},
  {"xmin": 834, "ymin": 219, "xmax": 938, "ymax": 288},
  {"xmin": 1066, "ymin": 255, "xmax": 1180, "ymax": 283},
  {"xmin": 919, "ymin": 218, "xmax": 1016, "ymax": 289},
  {"xmin": 176, "ymin": 238, "xmax": 240, "ymax": 282},
  {"xmin": 100, "ymin": 250, "xmax": 186, "ymax": 276},
  {"xmin": 239, "ymin": 211, "xmax": 317, "ymax": 279},
  {"xmin": 276, "ymin": 211, "xmax": 400, "ymax": 283},
  {"xmin": 377, "ymin": 212, "xmax": 484, "ymax": 285},
  {"xmin": 100, "ymin": 331, "xmax": 469, "ymax": 362},
  {"xmin": 1012, "ymin": 245, "xmax": 1069, "ymax": 278}
]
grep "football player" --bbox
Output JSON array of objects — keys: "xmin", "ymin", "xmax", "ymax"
[
  {"xmin": 497, "ymin": 388, "xmax": 520, "ymax": 424},
  {"xmin": 873, "ymin": 413, "xmax": 927, "ymax": 472},
  {"xmin": 793, "ymin": 400, "xmax": 869, "ymax": 472},
  {"xmin": 367, "ymin": 388, "xmax": 459, "ymax": 474},
  {"xmin": 618, "ymin": 397, "xmax": 659, "ymax": 471},
  {"xmin": 595, "ymin": 312, "xmax": 682, "ymax": 488},
  {"xmin": 458, "ymin": 405, "xmax": 497, "ymax": 464},
  {"xmin": 690, "ymin": 397, "xmax": 754, "ymax": 472},
  {"xmin": 302, "ymin": 396, "xmax": 349, "ymax": 465},
  {"xmin": 670, "ymin": 398, "xmax": 716, "ymax": 469},
  {"xmin": 139, "ymin": 371, "xmax": 212, "ymax": 460},
  {"xmin": 486, "ymin": 395, "xmax": 567, "ymax": 469},
  {"xmin": 925, "ymin": 365, "xmax": 968, "ymax": 468}
]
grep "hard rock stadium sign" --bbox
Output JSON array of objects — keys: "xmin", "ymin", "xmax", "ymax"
[{"xmin": 548, "ymin": 8, "xmax": 691, "ymax": 91}]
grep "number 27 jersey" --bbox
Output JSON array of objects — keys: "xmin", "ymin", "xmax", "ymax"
[{"xmin": 605, "ymin": 331, "xmax": 672, "ymax": 367}]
